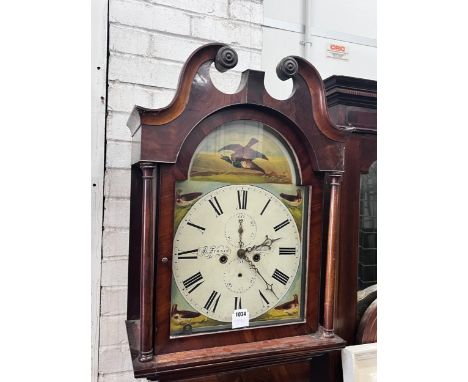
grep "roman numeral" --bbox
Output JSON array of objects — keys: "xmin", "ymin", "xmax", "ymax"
[
  {"xmin": 235, "ymin": 296, "xmax": 242, "ymax": 310},
  {"xmin": 183, "ymin": 272, "xmax": 204, "ymax": 294},
  {"xmin": 272, "ymin": 268, "xmax": 290, "ymax": 285},
  {"xmin": 259, "ymin": 290, "xmax": 269, "ymax": 305},
  {"xmin": 260, "ymin": 198, "xmax": 271, "ymax": 215},
  {"xmin": 279, "ymin": 247, "xmax": 296, "ymax": 256},
  {"xmin": 208, "ymin": 196, "xmax": 223, "ymax": 216},
  {"xmin": 237, "ymin": 190, "xmax": 248, "ymax": 209},
  {"xmin": 204, "ymin": 290, "xmax": 221, "ymax": 312},
  {"xmin": 177, "ymin": 249, "xmax": 198, "ymax": 259},
  {"xmin": 273, "ymin": 219, "xmax": 290, "ymax": 232},
  {"xmin": 187, "ymin": 281, "xmax": 204, "ymax": 294},
  {"xmin": 187, "ymin": 221, "xmax": 206, "ymax": 232}
]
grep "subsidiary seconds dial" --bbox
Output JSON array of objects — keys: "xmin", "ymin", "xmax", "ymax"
[{"xmin": 172, "ymin": 185, "xmax": 302, "ymax": 322}]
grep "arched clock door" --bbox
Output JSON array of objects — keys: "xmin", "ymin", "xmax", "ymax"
[{"xmin": 126, "ymin": 43, "xmax": 350, "ymax": 381}]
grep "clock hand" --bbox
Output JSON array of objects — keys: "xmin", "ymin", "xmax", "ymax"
[
  {"xmin": 237, "ymin": 249, "xmax": 279, "ymax": 299},
  {"xmin": 262, "ymin": 235, "xmax": 281, "ymax": 250},
  {"xmin": 238, "ymin": 218, "xmax": 244, "ymax": 249},
  {"xmin": 246, "ymin": 235, "xmax": 281, "ymax": 253}
]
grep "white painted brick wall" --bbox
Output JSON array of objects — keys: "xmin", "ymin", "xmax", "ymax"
[
  {"xmin": 102, "ymin": 229, "xmax": 129, "ymax": 259},
  {"xmin": 99, "ymin": 1, "xmax": 264, "ymax": 380},
  {"xmin": 98, "ymin": 372, "xmax": 137, "ymax": 382},
  {"xmin": 103, "ymin": 198, "xmax": 131, "ymax": 228},
  {"xmin": 150, "ymin": 33, "xmax": 210, "ymax": 63},
  {"xmin": 108, "ymin": 54, "xmax": 183, "ymax": 89},
  {"xmin": 191, "ymin": 15, "xmax": 262, "ymax": 48},
  {"xmin": 101, "ymin": 287, "xmax": 128, "ymax": 316},
  {"xmin": 109, "ymin": 25, "xmax": 151, "ymax": 56},
  {"xmin": 104, "ymin": 169, "xmax": 131, "ymax": 199},
  {"xmin": 107, "ymin": 112, "xmax": 133, "ymax": 141},
  {"xmin": 209, "ymin": 66, "xmax": 245, "ymax": 94},
  {"xmin": 101, "ymin": 259, "xmax": 129, "ymax": 286},
  {"xmin": 229, "ymin": 0, "xmax": 264, "ymax": 24},
  {"xmin": 108, "ymin": 83, "xmax": 154, "ymax": 114},
  {"xmin": 100, "ymin": 315, "xmax": 129, "ymax": 346},
  {"xmin": 99, "ymin": 345, "xmax": 134, "ymax": 373},
  {"xmin": 110, "ymin": 0, "xmax": 191, "ymax": 34},
  {"xmin": 105, "ymin": 141, "xmax": 132, "ymax": 169},
  {"xmin": 148, "ymin": 0, "xmax": 229, "ymax": 18}
]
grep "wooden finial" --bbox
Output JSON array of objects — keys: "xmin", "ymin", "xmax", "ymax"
[
  {"xmin": 276, "ymin": 56, "xmax": 298, "ymax": 81},
  {"xmin": 215, "ymin": 46, "xmax": 238, "ymax": 72}
]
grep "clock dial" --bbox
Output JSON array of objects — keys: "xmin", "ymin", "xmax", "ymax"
[{"xmin": 172, "ymin": 185, "xmax": 302, "ymax": 322}]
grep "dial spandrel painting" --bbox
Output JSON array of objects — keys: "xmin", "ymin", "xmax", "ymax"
[{"xmin": 170, "ymin": 121, "xmax": 308, "ymax": 337}]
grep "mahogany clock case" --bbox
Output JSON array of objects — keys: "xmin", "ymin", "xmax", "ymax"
[
  {"xmin": 125, "ymin": 43, "xmax": 355, "ymax": 380},
  {"xmin": 128, "ymin": 101, "xmax": 330, "ymax": 354}
]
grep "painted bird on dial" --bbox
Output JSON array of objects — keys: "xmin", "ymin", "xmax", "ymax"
[
  {"xmin": 279, "ymin": 189, "xmax": 302, "ymax": 207},
  {"xmin": 171, "ymin": 304, "xmax": 207, "ymax": 326},
  {"xmin": 219, "ymin": 137, "xmax": 268, "ymax": 174},
  {"xmin": 273, "ymin": 294, "xmax": 299, "ymax": 316},
  {"xmin": 176, "ymin": 190, "xmax": 202, "ymax": 207}
]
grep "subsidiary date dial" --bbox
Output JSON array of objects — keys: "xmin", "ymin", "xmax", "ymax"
[{"xmin": 172, "ymin": 185, "xmax": 302, "ymax": 322}]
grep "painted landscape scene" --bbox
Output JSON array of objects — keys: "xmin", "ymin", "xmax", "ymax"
[{"xmin": 189, "ymin": 121, "xmax": 296, "ymax": 184}]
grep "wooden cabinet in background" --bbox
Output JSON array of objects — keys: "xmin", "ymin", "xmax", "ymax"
[{"xmin": 324, "ymin": 75, "xmax": 377, "ymax": 379}]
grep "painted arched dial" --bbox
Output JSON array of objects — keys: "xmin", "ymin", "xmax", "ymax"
[
  {"xmin": 172, "ymin": 185, "xmax": 302, "ymax": 322},
  {"xmin": 188, "ymin": 120, "xmax": 298, "ymax": 185}
]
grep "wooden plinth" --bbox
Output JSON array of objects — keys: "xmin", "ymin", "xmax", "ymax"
[{"xmin": 126, "ymin": 320, "xmax": 346, "ymax": 381}]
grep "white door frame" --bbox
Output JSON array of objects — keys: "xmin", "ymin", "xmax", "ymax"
[{"xmin": 91, "ymin": 0, "xmax": 108, "ymax": 380}]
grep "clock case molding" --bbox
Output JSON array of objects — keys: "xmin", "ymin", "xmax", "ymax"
[{"xmin": 125, "ymin": 43, "xmax": 351, "ymax": 381}]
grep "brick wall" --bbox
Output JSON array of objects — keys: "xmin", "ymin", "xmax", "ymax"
[{"xmin": 98, "ymin": 1, "xmax": 263, "ymax": 380}]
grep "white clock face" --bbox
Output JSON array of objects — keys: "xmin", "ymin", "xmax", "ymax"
[{"xmin": 172, "ymin": 185, "xmax": 302, "ymax": 322}]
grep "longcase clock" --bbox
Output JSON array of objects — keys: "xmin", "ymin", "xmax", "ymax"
[{"xmin": 125, "ymin": 43, "xmax": 348, "ymax": 381}]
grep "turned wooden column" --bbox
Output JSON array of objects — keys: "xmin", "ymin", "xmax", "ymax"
[
  {"xmin": 323, "ymin": 172, "xmax": 343, "ymax": 338},
  {"xmin": 139, "ymin": 162, "xmax": 157, "ymax": 362}
]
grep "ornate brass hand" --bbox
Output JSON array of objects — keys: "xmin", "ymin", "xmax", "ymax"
[
  {"xmin": 238, "ymin": 218, "xmax": 244, "ymax": 249},
  {"xmin": 246, "ymin": 235, "xmax": 280, "ymax": 253},
  {"xmin": 237, "ymin": 248, "xmax": 278, "ymax": 299}
]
